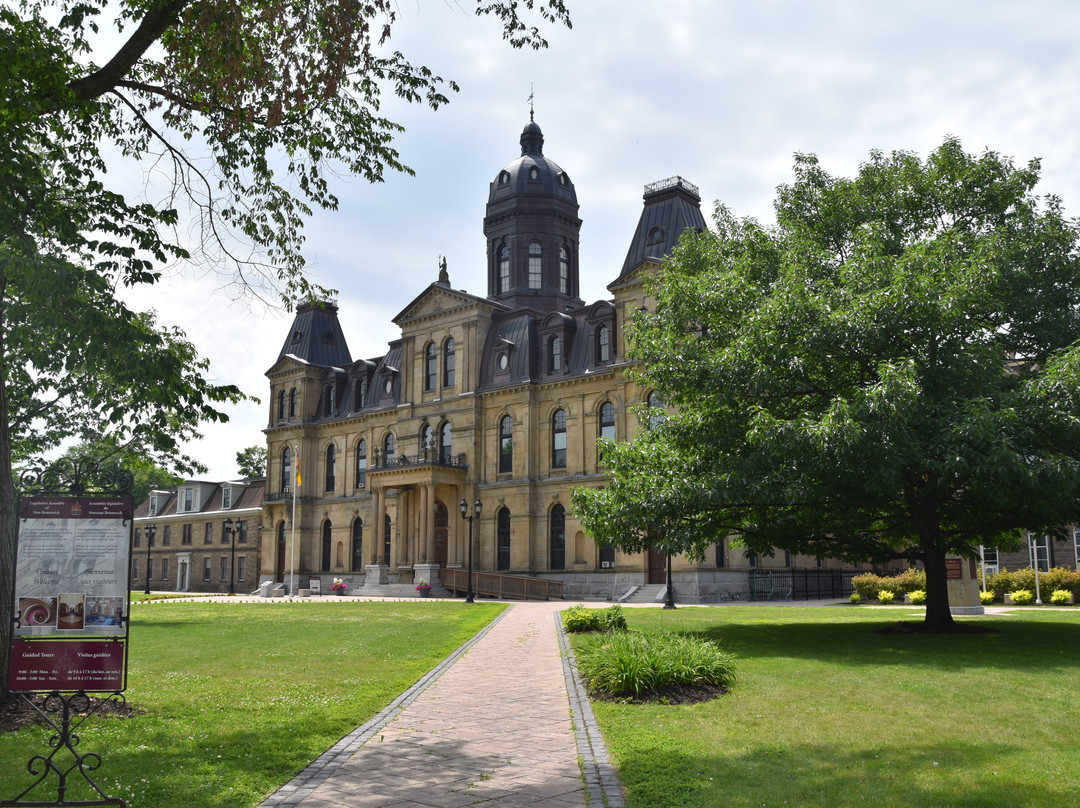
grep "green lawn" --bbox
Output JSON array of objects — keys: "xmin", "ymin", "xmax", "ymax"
[
  {"xmin": 575, "ymin": 606, "xmax": 1080, "ymax": 808},
  {"xmin": 0, "ymin": 600, "xmax": 504, "ymax": 808}
]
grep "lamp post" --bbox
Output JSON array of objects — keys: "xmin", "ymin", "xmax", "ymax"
[
  {"xmin": 1030, "ymin": 532, "xmax": 1043, "ymax": 605},
  {"xmin": 223, "ymin": 517, "xmax": 239, "ymax": 596},
  {"xmin": 459, "ymin": 498, "xmax": 482, "ymax": 603},
  {"xmin": 663, "ymin": 550, "xmax": 676, "ymax": 609},
  {"xmin": 143, "ymin": 524, "xmax": 156, "ymax": 595}
]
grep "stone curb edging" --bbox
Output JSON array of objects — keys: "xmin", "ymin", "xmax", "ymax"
[
  {"xmin": 556, "ymin": 611, "xmax": 627, "ymax": 808},
  {"xmin": 256, "ymin": 604, "xmax": 515, "ymax": 807}
]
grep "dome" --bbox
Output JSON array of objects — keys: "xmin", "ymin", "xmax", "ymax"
[{"xmin": 488, "ymin": 120, "xmax": 577, "ymax": 207}]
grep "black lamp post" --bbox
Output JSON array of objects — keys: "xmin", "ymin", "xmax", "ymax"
[
  {"xmin": 459, "ymin": 498, "xmax": 482, "ymax": 603},
  {"xmin": 663, "ymin": 550, "xmax": 676, "ymax": 609},
  {"xmin": 143, "ymin": 524, "xmax": 156, "ymax": 595},
  {"xmin": 223, "ymin": 517, "xmax": 239, "ymax": 596}
]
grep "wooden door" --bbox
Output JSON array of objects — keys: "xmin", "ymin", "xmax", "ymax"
[{"xmin": 648, "ymin": 547, "xmax": 666, "ymax": 584}]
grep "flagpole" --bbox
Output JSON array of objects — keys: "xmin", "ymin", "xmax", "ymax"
[{"xmin": 290, "ymin": 444, "xmax": 298, "ymax": 595}]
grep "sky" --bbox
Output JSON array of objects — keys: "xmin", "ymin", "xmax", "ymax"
[{"xmin": 118, "ymin": 0, "xmax": 1080, "ymax": 480}]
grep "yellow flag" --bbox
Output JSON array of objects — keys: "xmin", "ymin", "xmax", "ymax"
[{"xmin": 296, "ymin": 464, "xmax": 301, "ymax": 489}]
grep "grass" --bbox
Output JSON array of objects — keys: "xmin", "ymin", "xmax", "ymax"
[
  {"xmin": 577, "ymin": 631, "xmax": 736, "ymax": 698},
  {"xmin": 0, "ymin": 600, "xmax": 503, "ymax": 808},
  {"xmin": 571, "ymin": 606, "xmax": 1080, "ymax": 808}
]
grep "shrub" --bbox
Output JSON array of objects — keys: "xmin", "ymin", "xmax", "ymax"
[
  {"xmin": 562, "ymin": 604, "xmax": 627, "ymax": 633},
  {"xmin": 577, "ymin": 631, "xmax": 737, "ymax": 698},
  {"xmin": 852, "ymin": 568, "xmax": 926, "ymax": 600},
  {"xmin": 979, "ymin": 590, "xmax": 996, "ymax": 605},
  {"xmin": 850, "ymin": 592, "xmax": 860, "ymax": 604},
  {"xmin": 878, "ymin": 590, "xmax": 895, "ymax": 604},
  {"xmin": 908, "ymin": 590, "xmax": 926, "ymax": 605},
  {"xmin": 1009, "ymin": 589, "xmax": 1035, "ymax": 605},
  {"xmin": 985, "ymin": 567, "xmax": 1080, "ymax": 600},
  {"xmin": 1049, "ymin": 589, "xmax": 1073, "ymax": 605}
]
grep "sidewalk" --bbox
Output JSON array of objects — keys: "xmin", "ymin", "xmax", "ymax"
[{"xmin": 257, "ymin": 601, "xmax": 624, "ymax": 808}]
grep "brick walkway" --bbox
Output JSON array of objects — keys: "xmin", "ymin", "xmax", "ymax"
[{"xmin": 258, "ymin": 601, "xmax": 624, "ymax": 808}]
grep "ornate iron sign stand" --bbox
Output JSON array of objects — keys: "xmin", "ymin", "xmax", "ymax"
[{"xmin": 3, "ymin": 459, "xmax": 134, "ymax": 808}]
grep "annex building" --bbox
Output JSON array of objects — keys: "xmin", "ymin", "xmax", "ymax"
[{"xmin": 258, "ymin": 118, "xmax": 866, "ymax": 603}]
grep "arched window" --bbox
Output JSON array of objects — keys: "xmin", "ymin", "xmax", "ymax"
[
  {"xmin": 647, "ymin": 391, "xmax": 665, "ymax": 428},
  {"xmin": 424, "ymin": 342, "xmax": 437, "ymax": 391},
  {"xmin": 443, "ymin": 337, "xmax": 456, "ymax": 387},
  {"xmin": 551, "ymin": 408, "xmax": 567, "ymax": 469},
  {"xmin": 548, "ymin": 336, "xmax": 561, "ymax": 373},
  {"xmin": 277, "ymin": 390, "xmax": 286, "ymax": 421},
  {"xmin": 289, "ymin": 387, "xmax": 297, "ymax": 417},
  {"xmin": 421, "ymin": 424, "xmax": 434, "ymax": 459},
  {"xmin": 599, "ymin": 401, "xmax": 616, "ymax": 442},
  {"xmin": 499, "ymin": 415, "xmax": 513, "ymax": 474},
  {"xmin": 595, "ymin": 324, "xmax": 610, "ymax": 363},
  {"xmin": 550, "ymin": 505, "xmax": 565, "ymax": 570},
  {"xmin": 440, "ymin": 421, "xmax": 452, "ymax": 464},
  {"xmin": 281, "ymin": 446, "xmax": 292, "ymax": 494},
  {"xmin": 497, "ymin": 508, "xmax": 511, "ymax": 571},
  {"xmin": 351, "ymin": 518, "xmax": 363, "ymax": 571},
  {"xmin": 384, "ymin": 433, "xmax": 395, "ymax": 462},
  {"xmin": 498, "ymin": 244, "xmax": 510, "ymax": 293},
  {"xmin": 528, "ymin": 241, "xmax": 542, "ymax": 289},
  {"xmin": 325, "ymin": 444, "xmax": 336, "ymax": 491},
  {"xmin": 559, "ymin": 246, "xmax": 569, "ymax": 294},
  {"xmin": 354, "ymin": 377, "xmax": 366, "ymax": 410},
  {"xmin": 355, "ymin": 439, "xmax": 367, "ymax": 488},
  {"xmin": 321, "ymin": 521, "xmax": 332, "ymax": 571}
]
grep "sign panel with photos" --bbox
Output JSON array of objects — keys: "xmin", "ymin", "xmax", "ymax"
[{"xmin": 9, "ymin": 496, "xmax": 133, "ymax": 692}]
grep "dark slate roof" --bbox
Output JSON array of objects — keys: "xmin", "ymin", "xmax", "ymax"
[
  {"xmin": 275, "ymin": 301, "xmax": 352, "ymax": 368},
  {"xmin": 615, "ymin": 176, "xmax": 707, "ymax": 281},
  {"xmin": 487, "ymin": 119, "xmax": 578, "ymax": 210}
]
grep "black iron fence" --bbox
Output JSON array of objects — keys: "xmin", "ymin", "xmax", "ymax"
[{"xmin": 748, "ymin": 568, "xmax": 856, "ymax": 601}]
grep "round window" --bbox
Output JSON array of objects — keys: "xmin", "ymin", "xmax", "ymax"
[{"xmin": 498, "ymin": 354, "xmax": 509, "ymax": 371}]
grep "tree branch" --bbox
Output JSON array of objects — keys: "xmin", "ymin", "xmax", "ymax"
[{"xmin": 67, "ymin": 0, "xmax": 191, "ymax": 101}]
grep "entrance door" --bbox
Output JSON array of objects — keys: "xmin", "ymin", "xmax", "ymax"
[
  {"xmin": 648, "ymin": 547, "xmax": 667, "ymax": 585},
  {"xmin": 276, "ymin": 523, "xmax": 286, "ymax": 581},
  {"xmin": 434, "ymin": 502, "xmax": 449, "ymax": 567}
]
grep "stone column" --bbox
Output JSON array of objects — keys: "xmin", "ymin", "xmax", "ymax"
[{"xmin": 425, "ymin": 483, "xmax": 437, "ymax": 562}]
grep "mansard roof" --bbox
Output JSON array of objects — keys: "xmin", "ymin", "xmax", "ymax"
[
  {"xmin": 615, "ymin": 176, "xmax": 707, "ymax": 282},
  {"xmin": 274, "ymin": 301, "xmax": 352, "ymax": 368}
]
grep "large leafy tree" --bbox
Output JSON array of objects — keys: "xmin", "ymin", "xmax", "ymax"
[
  {"xmin": 1, "ymin": 0, "xmax": 571, "ymax": 693},
  {"xmin": 235, "ymin": 445, "xmax": 267, "ymax": 479},
  {"xmin": 573, "ymin": 139, "xmax": 1080, "ymax": 631}
]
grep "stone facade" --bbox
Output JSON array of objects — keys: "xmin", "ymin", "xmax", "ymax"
[{"xmin": 132, "ymin": 479, "xmax": 265, "ymax": 593}]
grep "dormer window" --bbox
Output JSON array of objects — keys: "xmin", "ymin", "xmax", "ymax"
[
  {"xmin": 496, "ymin": 351, "xmax": 510, "ymax": 374},
  {"xmin": 222, "ymin": 487, "xmax": 232, "ymax": 509},
  {"xmin": 499, "ymin": 170, "xmax": 510, "ymax": 186},
  {"xmin": 183, "ymin": 488, "xmax": 194, "ymax": 512},
  {"xmin": 528, "ymin": 166, "xmax": 540, "ymax": 181},
  {"xmin": 549, "ymin": 336, "xmax": 561, "ymax": 373},
  {"xmin": 596, "ymin": 324, "xmax": 611, "ymax": 364},
  {"xmin": 528, "ymin": 241, "xmax": 542, "ymax": 289},
  {"xmin": 325, "ymin": 384, "xmax": 336, "ymax": 416},
  {"xmin": 291, "ymin": 330, "xmax": 302, "ymax": 344},
  {"xmin": 149, "ymin": 496, "xmax": 159, "ymax": 517}
]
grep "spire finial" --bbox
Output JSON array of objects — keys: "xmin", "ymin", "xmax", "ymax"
[{"xmin": 527, "ymin": 83, "xmax": 534, "ymax": 122}]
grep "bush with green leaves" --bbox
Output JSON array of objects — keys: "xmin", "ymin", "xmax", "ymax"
[
  {"xmin": 979, "ymin": 590, "xmax": 996, "ymax": 605},
  {"xmin": 849, "ymin": 592, "xmax": 860, "ymax": 604},
  {"xmin": 1009, "ymin": 589, "xmax": 1035, "ymax": 605},
  {"xmin": 985, "ymin": 567, "xmax": 1080, "ymax": 599},
  {"xmin": 561, "ymin": 604, "xmax": 628, "ymax": 633},
  {"xmin": 577, "ymin": 631, "xmax": 737, "ymax": 698},
  {"xmin": 852, "ymin": 568, "xmax": 926, "ymax": 600},
  {"xmin": 1049, "ymin": 589, "xmax": 1073, "ymax": 605},
  {"xmin": 878, "ymin": 590, "xmax": 896, "ymax": 604},
  {"xmin": 908, "ymin": 590, "xmax": 926, "ymax": 605}
]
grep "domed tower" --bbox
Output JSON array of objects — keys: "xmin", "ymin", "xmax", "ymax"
[{"xmin": 484, "ymin": 118, "xmax": 583, "ymax": 312}]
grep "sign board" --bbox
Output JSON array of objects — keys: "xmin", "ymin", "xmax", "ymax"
[
  {"xmin": 9, "ymin": 496, "xmax": 132, "ymax": 693},
  {"xmin": 309, "ymin": 577, "xmax": 322, "ymax": 595}
]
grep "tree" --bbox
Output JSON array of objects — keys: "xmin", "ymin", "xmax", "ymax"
[
  {"xmin": 1, "ymin": 0, "xmax": 571, "ymax": 695},
  {"xmin": 55, "ymin": 436, "xmax": 188, "ymax": 506},
  {"xmin": 573, "ymin": 139, "xmax": 1080, "ymax": 631},
  {"xmin": 236, "ymin": 445, "xmax": 268, "ymax": 479}
]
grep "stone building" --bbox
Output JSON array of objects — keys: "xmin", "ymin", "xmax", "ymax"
[
  {"xmin": 132, "ymin": 478, "xmax": 265, "ymax": 593},
  {"xmin": 260, "ymin": 119, "xmax": 860, "ymax": 602}
]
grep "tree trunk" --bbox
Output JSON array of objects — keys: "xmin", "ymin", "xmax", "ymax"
[
  {"xmin": 0, "ymin": 278, "xmax": 13, "ymax": 698},
  {"xmin": 921, "ymin": 541, "xmax": 956, "ymax": 632}
]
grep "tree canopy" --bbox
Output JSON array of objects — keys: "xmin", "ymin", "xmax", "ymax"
[
  {"xmin": 1, "ymin": 0, "xmax": 571, "ymax": 694},
  {"xmin": 573, "ymin": 139, "xmax": 1080, "ymax": 630},
  {"xmin": 236, "ymin": 445, "xmax": 267, "ymax": 479}
]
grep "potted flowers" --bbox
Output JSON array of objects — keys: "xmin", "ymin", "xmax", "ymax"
[
  {"xmin": 330, "ymin": 578, "xmax": 348, "ymax": 596},
  {"xmin": 415, "ymin": 579, "xmax": 431, "ymax": 598}
]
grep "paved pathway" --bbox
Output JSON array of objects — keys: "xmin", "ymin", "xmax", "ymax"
[{"xmin": 257, "ymin": 601, "xmax": 624, "ymax": 808}]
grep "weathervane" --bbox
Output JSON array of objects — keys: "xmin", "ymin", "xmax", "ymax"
[{"xmin": 527, "ymin": 83, "xmax": 534, "ymax": 122}]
